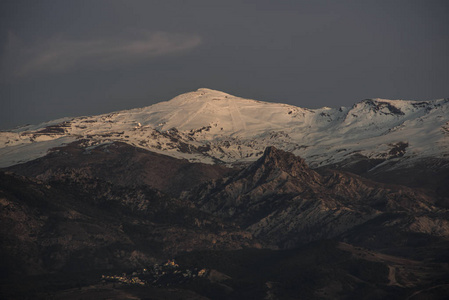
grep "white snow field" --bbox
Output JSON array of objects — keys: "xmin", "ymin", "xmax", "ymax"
[{"xmin": 1, "ymin": 88, "xmax": 448, "ymax": 169}]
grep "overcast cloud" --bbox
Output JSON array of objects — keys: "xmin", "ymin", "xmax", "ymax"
[{"xmin": 0, "ymin": 0, "xmax": 448, "ymax": 130}]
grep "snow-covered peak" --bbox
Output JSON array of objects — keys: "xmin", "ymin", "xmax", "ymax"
[
  {"xmin": 135, "ymin": 88, "xmax": 302, "ymax": 136},
  {"xmin": 0, "ymin": 89, "xmax": 448, "ymax": 170},
  {"xmin": 163, "ymin": 88, "xmax": 234, "ymax": 104},
  {"xmin": 196, "ymin": 87, "xmax": 233, "ymax": 95}
]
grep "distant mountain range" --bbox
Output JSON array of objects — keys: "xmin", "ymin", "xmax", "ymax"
[
  {"xmin": 2, "ymin": 88, "xmax": 448, "ymax": 167},
  {"xmin": 1, "ymin": 89, "xmax": 449, "ymax": 299}
]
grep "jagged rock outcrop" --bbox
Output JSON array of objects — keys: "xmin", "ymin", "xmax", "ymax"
[{"xmin": 184, "ymin": 147, "xmax": 443, "ymax": 249}]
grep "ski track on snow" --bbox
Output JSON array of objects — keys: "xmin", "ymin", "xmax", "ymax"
[
  {"xmin": 228, "ymin": 98, "xmax": 247, "ymax": 133},
  {"xmin": 178, "ymin": 102, "xmax": 208, "ymax": 129}
]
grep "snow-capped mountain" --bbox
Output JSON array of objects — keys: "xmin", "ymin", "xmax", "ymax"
[
  {"xmin": 3, "ymin": 89, "xmax": 449, "ymax": 299},
  {"xmin": 1, "ymin": 88, "xmax": 448, "ymax": 172}
]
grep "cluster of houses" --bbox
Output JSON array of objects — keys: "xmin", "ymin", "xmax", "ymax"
[{"xmin": 102, "ymin": 259, "xmax": 209, "ymax": 287}]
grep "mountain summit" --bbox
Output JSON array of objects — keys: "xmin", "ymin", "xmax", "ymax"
[
  {"xmin": 258, "ymin": 146, "xmax": 315, "ymax": 178},
  {"xmin": 1, "ymin": 89, "xmax": 448, "ymax": 191}
]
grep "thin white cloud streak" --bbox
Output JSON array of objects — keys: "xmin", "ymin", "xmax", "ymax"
[{"xmin": 2, "ymin": 31, "xmax": 202, "ymax": 78}]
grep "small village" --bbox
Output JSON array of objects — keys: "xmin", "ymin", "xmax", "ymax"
[{"xmin": 101, "ymin": 260, "xmax": 209, "ymax": 287}]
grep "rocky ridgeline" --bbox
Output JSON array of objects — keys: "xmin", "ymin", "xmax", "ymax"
[
  {"xmin": 185, "ymin": 146, "xmax": 444, "ymax": 249},
  {"xmin": 1, "ymin": 143, "xmax": 449, "ymax": 299}
]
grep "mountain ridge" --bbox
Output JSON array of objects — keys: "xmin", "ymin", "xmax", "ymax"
[
  {"xmin": 1, "ymin": 88, "xmax": 448, "ymax": 193},
  {"xmin": 183, "ymin": 146, "xmax": 447, "ymax": 252},
  {"xmin": 2, "ymin": 139, "xmax": 449, "ymax": 298}
]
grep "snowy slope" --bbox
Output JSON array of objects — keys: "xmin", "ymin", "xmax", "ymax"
[{"xmin": 1, "ymin": 88, "xmax": 448, "ymax": 170}]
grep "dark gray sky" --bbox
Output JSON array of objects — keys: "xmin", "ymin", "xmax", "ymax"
[{"xmin": 1, "ymin": 0, "xmax": 448, "ymax": 129}]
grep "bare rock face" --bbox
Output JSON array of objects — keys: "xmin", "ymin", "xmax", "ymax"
[
  {"xmin": 252, "ymin": 146, "xmax": 322, "ymax": 182},
  {"xmin": 185, "ymin": 147, "xmax": 444, "ymax": 249}
]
